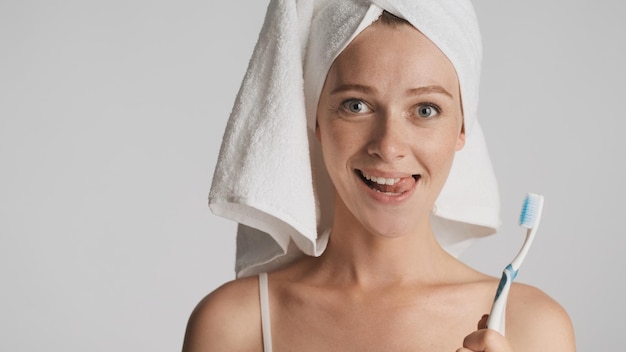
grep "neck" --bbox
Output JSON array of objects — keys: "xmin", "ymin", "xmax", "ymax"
[{"xmin": 314, "ymin": 205, "xmax": 458, "ymax": 288}]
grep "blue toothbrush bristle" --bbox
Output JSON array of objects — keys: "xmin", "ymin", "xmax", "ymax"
[{"xmin": 519, "ymin": 193, "xmax": 541, "ymax": 228}]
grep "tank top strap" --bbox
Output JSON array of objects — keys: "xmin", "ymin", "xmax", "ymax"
[{"xmin": 258, "ymin": 272, "xmax": 273, "ymax": 352}]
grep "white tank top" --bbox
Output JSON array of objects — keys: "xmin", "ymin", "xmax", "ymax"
[{"xmin": 259, "ymin": 272, "xmax": 273, "ymax": 352}]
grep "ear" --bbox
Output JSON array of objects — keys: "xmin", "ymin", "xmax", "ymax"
[
  {"xmin": 455, "ymin": 123, "xmax": 466, "ymax": 151},
  {"xmin": 315, "ymin": 120, "xmax": 321, "ymax": 141}
]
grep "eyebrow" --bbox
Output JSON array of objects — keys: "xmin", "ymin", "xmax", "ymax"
[
  {"xmin": 330, "ymin": 84, "xmax": 453, "ymax": 99},
  {"xmin": 329, "ymin": 84, "xmax": 375, "ymax": 96},
  {"xmin": 407, "ymin": 85, "xmax": 453, "ymax": 99}
]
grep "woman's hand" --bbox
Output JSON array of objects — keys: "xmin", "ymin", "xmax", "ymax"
[{"xmin": 456, "ymin": 314, "xmax": 513, "ymax": 352}]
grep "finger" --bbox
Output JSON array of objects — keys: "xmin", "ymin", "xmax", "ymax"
[
  {"xmin": 463, "ymin": 329, "xmax": 486, "ymax": 351},
  {"xmin": 463, "ymin": 329, "xmax": 509, "ymax": 352},
  {"xmin": 478, "ymin": 314, "xmax": 489, "ymax": 330}
]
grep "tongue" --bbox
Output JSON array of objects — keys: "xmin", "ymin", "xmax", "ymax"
[{"xmin": 370, "ymin": 177, "xmax": 416, "ymax": 194}]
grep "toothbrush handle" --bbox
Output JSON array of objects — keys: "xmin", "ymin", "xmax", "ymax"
[{"xmin": 486, "ymin": 264, "xmax": 517, "ymax": 335}]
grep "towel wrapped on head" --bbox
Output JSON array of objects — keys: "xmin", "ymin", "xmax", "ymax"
[{"xmin": 209, "ymin": 0, "xmax": 500, "ymax": 278}]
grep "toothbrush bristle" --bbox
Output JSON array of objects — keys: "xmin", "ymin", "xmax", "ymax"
[{"xmin": 519, "ymin": 193, "xmax": 543, "ymax": 228}]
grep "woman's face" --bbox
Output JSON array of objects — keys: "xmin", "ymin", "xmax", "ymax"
[{"xmin": 316, "ymin": 20, "xmax": 465, "ymax": 238}]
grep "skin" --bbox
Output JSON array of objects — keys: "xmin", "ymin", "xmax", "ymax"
[{"xmin": 182, "ymin": 20, "xmax": 575, "ymax": 352}]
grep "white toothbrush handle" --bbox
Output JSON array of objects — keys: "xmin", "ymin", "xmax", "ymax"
[
  {"xmin": 487, "ymin": 225, "xmax": 538, "ymax": 334},
  {"xmin": 486, "ymin": 193, "xmax": 544, "ymax": 335},
  {"xmin": 486, "ymin": 264, "xmax": 517, "ymax": 335}
]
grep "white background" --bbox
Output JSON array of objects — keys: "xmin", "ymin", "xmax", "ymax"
[{"xmin": 1, "ymin": 1, "xmax": 623, "ymax": 350}]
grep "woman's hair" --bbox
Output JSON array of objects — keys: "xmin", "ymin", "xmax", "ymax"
[{"xmin": 379, "ymin": 10, "xmax": 411, "ymax": 27}]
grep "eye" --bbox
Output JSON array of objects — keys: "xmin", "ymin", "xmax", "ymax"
[
  {"xmin": 341, "ymin": 99, "xmax": 372, "ymax": 114},
  {"xmin": 415, "ymin": 104, "xmax": 440, "ymax": 118}
]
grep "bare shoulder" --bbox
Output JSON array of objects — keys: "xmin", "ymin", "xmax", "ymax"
[
  {"xmin": 506, "ymin": 282, "xmax": 576, "ymax": 351},
  {"xmin": 182, "ymin": 276, "xmax": 262, "ymax": 352}
]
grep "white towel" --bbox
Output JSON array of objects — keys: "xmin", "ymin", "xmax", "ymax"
[{"xmin": 209, "ymin": 0, "xmax": 501, "ymax": 278}]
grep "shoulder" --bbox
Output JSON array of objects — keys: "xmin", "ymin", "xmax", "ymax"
[
  {"xmin": 507, "ymin": 282, "xmax": 576, "ymax": 350},
  {"xmin": 182, "ymin": 275, "xmax": 263, "ymax": 352}
]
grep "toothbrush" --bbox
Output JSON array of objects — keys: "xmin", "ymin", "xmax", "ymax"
[{"xmin": 486, "ymin": 193, "xmax": 544, "ymax": 335}]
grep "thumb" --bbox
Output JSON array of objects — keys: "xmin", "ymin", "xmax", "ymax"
[{"xmin": 478, "ymin": 314, "xmax": 489, "ymax": 330}]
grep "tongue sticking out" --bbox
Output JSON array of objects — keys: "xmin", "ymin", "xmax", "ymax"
[{"xmin": 365, "ymin": 176, "xmax": 418, "ymax": 194}]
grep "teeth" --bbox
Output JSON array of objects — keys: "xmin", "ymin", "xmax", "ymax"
[{"xmin": 361, "ymin": 171, "xmax": 401, "ymax": 186}]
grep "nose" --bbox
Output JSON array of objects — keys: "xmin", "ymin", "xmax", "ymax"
[{"xmin": 366, "ymin": 112, "xmax": 408, "ymax": 162}]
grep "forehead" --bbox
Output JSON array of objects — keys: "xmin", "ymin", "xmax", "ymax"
[{"xmin": 327, "ymin": 21, "xmax": 459, "ymax": 92}]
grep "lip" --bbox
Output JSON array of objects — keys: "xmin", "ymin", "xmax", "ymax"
[{"xmin": 355, "ymin": 169, "xmax": 419, "ymax": 204}]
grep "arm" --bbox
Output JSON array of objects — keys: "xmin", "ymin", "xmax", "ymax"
[{"xmin": 182, "ymin": 277, "xmax": 262, "ymax": 352}]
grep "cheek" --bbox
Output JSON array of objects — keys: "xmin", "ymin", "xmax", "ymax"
[
  {"xmin": 319, "ymin": 117, "xmax": 357, "ymax": 150},
  {"xmin": 421, "ymin": 128, "xmax": 461, "ymax": 172},
  {"xmin": 320, "ymin": 125, "xmax": 351, "ymax": 167},
  {"xmin": 318, "ymin": 122, "xmax": 367, "ymax": 189}
]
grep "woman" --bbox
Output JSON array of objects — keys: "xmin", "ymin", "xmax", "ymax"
[{"xmin": 183, "ymin": 1, "xmax": 575, "ymax": 351}]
